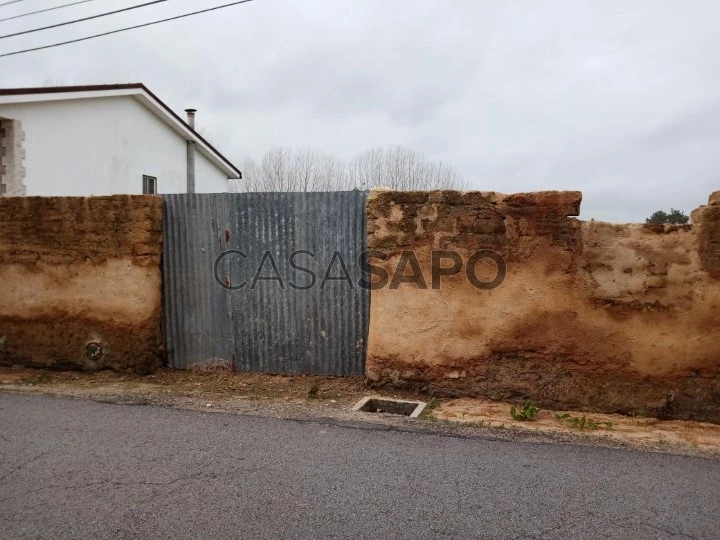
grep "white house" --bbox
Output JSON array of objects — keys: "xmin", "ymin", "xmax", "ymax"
[{"xmin": 0, "ymin": 83, "xmax": 240, "ymax": 197}]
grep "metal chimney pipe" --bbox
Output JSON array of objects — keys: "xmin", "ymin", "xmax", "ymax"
[
  {"xmin": 185, "ymin": 108, "xmax": 197, "ymax": 129},
  {"xmin": 184, "ymin": 109, "xmax": 197, "ymax": 193}
]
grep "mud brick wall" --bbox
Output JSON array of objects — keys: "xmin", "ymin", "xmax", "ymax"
[
  {"xmin": 366, "ymin": 189, "xmax": 720, "ymax": 423},
  {"xmin": 0, "ymin": 196, "xmax": 163, "ymax": 373},
  {"xmin": 693, "ymin": 190, "xmax": 720, "ymax": 279}
]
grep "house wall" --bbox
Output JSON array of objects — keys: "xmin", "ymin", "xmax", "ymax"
[
  {"xmin": 195, "ymin": 146, "xmax": 230, "ymax": 193},
  {"xmin": 0, "ymin": 195, "xmax": 164, "ymax": 373},
  {"xmin": 0, "ymin": 97, "xmax": 229, "ymax": 195},
  {"xmin": 365, "ymin": 189, "xmax": 720, "ymax": 422}
]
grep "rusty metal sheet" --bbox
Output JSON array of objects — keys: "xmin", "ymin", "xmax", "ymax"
[{"xmin": 162, "ymin": 192, "xmax": 368, "ymax": 375}]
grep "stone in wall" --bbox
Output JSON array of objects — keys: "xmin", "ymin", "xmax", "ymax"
[
  {"xmin": 0, "ymin": 196, "xmax": 163, "ymax": 373},
  {"xmin": 365, "ymin": 189, "xmax": 720, "ymax": 423},
  {"xmin": 0, "ymin": 119, "xmax": 27, "ymax": 197}
]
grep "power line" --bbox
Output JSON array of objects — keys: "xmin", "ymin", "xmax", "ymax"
[
  {"xmin": 0, "ymin": 0, "xmax": 170, "ymax": 40},
  {"xmin": 1, "ymin": 0, "xmax": 103, "ymax": 24},
  {"xmin": 0, "ymin": 0, "xmax": 255, "ymax": 58},
  {"xmin": 0, "ymin": 0, "xmax": 29, "ymax": 9}
]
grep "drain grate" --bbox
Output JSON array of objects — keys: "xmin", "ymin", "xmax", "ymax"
[{"xmin": 352, "ymin": 396, "xmax": 426, "ymax": 418}]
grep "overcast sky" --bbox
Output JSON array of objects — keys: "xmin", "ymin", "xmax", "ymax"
[{"xmin": 1, "ymin": 0, "xmax": 718, "ymax": 222}]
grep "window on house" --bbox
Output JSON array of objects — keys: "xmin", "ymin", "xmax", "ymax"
[{"xmin": 142, "ymin": 175, "xmax": 157, "ymax": 195}]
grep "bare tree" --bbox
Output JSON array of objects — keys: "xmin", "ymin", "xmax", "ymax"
[
  {"xmin": 230, "ymin": 146, "xmax": 466, "ymax": 192},
  {"xmin": 347, "ymin": 146, "xmax": 465, "ymax": 190}
]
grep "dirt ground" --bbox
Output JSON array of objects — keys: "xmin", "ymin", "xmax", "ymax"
[{"xmin": 1, "ymin": 366, "xmax": 719, "ymax": 459}]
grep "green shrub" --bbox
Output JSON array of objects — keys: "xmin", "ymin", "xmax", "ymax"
[{"xmin": 510, "ymin": 401, "xmax": 539, "ymax": 421}]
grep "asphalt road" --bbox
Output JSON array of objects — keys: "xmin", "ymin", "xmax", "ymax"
[{"xmin": 0, "ymin": 394, "xmax": 718, "ymax": 539}]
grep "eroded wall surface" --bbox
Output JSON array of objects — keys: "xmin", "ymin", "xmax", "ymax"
[
  {"xmin": 0, "ymin": 196, "xmax": 163, "ymax": 373},
  {"xmin": 366, "ymin": 189, "xmax": 720, "ymax": 422}
]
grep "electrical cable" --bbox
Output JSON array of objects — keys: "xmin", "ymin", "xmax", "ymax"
[
  {"xmin": 0, "ymin": 0, "xmax": 170, "ymax": 39},
  {"xmin": 1, "ymin": 0, "xmax": 104, "ymax": 24},
  {"xmin": 0, "ymin": 0, "xmax": 29, "ymax": 9},
  {"xmin": 0, "ymin": 0, "xmax": 256, "ymax": 58}
]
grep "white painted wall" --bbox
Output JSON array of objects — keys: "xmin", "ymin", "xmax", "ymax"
[
  {"xmin": 0, "ymin": 96, "xmax": 230, "ymax": 195},
  {"xmin": 195, "ymin": 144, "xmax": 230, "ymax": 193}
]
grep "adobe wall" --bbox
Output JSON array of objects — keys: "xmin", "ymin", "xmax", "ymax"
[
  {"xmin": 366, "ymin": 189, "xmax": 720, "ymax": 422},
  {"xmin": 0, "ymin": 196, "xmax": 163, "ymax": 373}
]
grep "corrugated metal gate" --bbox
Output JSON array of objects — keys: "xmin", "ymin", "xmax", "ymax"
[{"xmin": 162, "ymin": 192, "xmax": 369, "ymax": 375}]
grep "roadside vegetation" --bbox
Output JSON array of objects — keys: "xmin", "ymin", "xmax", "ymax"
[
  {"xmin": 555, "ymin": 413, "xmax": 612, "ymax": 430},
  {"xmin": 510, "ymin": 401, "xmax": 540, "ymax": 421},
  {"xmin": 418, "ymin": 397, "xmax": 440, "ymax": 420}
]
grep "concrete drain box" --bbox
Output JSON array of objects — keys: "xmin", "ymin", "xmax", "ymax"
[{"xmin": 352, "ymin": 396, "xmax": 426, "ymax": 418}]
